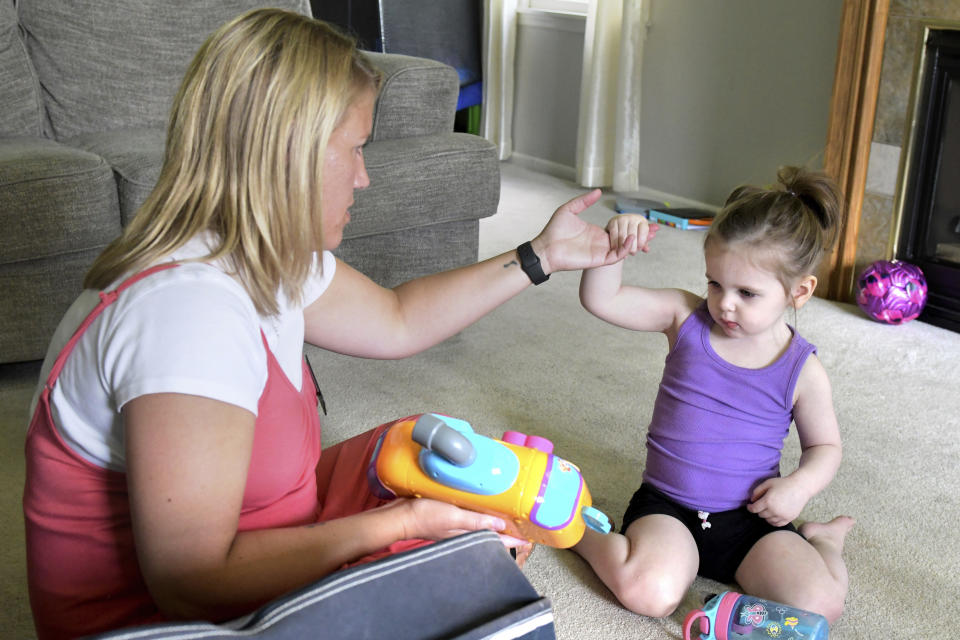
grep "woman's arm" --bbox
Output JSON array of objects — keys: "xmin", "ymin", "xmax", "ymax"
[
  {"xmin": 747, "ymin": 355, "xmax": 843, "ymax": 526},
  {"xmin": 124, "ymin": 393, "xmax": 507, "ymax": 621},
  {"xmin": 304, "ymin": 190, "xmax": 631, "ymax": 358}
]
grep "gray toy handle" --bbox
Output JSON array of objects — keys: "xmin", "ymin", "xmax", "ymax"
[{"xmin": 412, "ymin": 414, "xmax": 477, "ymax": 467}]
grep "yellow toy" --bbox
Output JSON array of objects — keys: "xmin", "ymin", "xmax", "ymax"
[{"xmin": 367, "ymin": 413, "xmax": 611, "ymax": 548}]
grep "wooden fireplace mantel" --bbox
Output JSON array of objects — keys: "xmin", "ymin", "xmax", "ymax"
[{"xmin": 821, "ymin": 0, "xmax": 890, "ymax": 301}]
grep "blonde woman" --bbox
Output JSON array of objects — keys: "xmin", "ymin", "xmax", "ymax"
[{"xmin": 23, "ymin": 9, "xmax": 630, "ymax": 639}]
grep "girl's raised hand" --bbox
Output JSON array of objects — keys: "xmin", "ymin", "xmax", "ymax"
[
  {"xmin": 606, "ymin": 214, "xmax": 657, "ymax": 255},
  {"xmin": 531, "ymin": 190, "xmax": 629, "ymax": 274}
]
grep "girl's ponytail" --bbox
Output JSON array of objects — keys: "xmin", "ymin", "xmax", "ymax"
[
  {"xmin": 777, "ymin": 166, "xmax": 842, "ymax": 252},
  {"xmin": 707, "ymin": 166, "xmax": 844, "ymax": 291}
]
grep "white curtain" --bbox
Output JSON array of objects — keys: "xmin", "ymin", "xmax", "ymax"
[
  {"xmin": 577, "ymin": 0, "xmax": 648, "ymax": 191},
  {"xmin": 481, "ymin": 0, "xmax": 519, "ymax": 161}
]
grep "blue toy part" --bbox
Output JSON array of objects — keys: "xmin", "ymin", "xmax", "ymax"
[
  {"xmin": 581, "ymin": 506, "xmax": 612, "ymax": 534},
  {"xmin": 417, "ymin": 415, "xmax": 519, "ymax": 496},
  {"xmin": 529, "ymin": 455, "xmax": 583, "ymax": 530},
  {"xmin": 685, "ymin": 592, "xmax": 724, "ymax": 640},
  {"xmin": 702, "ymin": 593, "xmax": 723, "ymax": 639}
]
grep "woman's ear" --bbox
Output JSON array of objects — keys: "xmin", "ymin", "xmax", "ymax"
[{"xmin": 791, "ymin": 275, "xmax": 818, "ymax": 309}]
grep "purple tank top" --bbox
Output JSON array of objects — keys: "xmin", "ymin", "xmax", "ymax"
[{"xmin": 643, "ymin": 303, "xmax": 816, "ymax": 511}]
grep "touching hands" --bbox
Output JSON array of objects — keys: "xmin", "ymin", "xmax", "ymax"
[
  {"xmin": 747, "ymin": 476, "xmax": 812, "ymax": 527},
  {"xmin": 530, "ymin": 190, "xmax": 657, "ymax": 275},
  {"xmin": 605, "ymin": 214, "xmax": 656, "ymax": 255}
]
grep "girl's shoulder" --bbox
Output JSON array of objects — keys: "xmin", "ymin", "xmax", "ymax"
[{"xmin": 665, "ymin": 291, "xmax": 706, "ymax": 346}]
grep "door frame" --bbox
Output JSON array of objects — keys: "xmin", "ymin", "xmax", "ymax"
[{"xmin": 822, "ymin": 0, "xmax": 890, "ymax": 300}]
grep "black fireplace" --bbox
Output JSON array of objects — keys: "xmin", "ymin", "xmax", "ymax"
[{"xmin": 897, "ymin": 27, "xmax": 960, "ymax": 332}]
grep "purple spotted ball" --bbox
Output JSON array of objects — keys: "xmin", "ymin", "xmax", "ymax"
[{"xmin": 855, "ymin": 260, "xmax": 927, "ymax": 325}]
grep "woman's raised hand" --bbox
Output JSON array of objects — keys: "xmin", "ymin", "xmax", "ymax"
[{"xmin": 531, "ymin": 190, "xmax": 657, "ymax": 275}]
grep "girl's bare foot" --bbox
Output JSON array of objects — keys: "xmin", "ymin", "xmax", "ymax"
[{"xmin": 799, "ymin": 515, "xmax": 855, "ymax": 549}]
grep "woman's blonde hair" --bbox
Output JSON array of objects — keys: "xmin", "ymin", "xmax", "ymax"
[
  {"xmin": 85, "ymin": 8, "xmax": 380, "ymax": 315},
  {"xmin": 705, "ymin": 166, "xmax": 843, "ymax": 293}
]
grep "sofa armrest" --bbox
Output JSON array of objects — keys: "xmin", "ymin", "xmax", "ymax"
[{"xmin": 364, "ymin": 51, "xmax": 459, "ymax": 141}]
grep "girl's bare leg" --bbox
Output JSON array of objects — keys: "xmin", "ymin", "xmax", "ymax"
[
  {"xmin": 574, "ymin": 514, "xmax": 699, "ymax": 617},
  {"xmin": 735, "ymin": 516, "xmax": 855, "ymax": 624}
]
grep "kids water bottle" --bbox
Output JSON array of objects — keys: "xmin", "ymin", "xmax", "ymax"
[{"xmin": 683, "ymin": 591, "xmax": 829, "ymax": 640}]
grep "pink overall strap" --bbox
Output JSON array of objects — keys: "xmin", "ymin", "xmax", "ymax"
[{"xmin": 43, "ymin": 263, "xmax": 180, "ymax": 391}]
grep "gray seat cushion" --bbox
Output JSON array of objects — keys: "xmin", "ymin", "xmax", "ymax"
[
  {"xmin": 0, "ymin": 248, "xmax": 105, "ymax": 364},
  {"xmin": 0, "ymin": 137, "xmax": 120, "ymax": 262},
  {"xmin": 67, "ymin": 128, "xmax": 165, "ymax": 225},
  {"xmin": 0, "ymin": 136, "xmax": 121, "ymax": 362},
  {"xmin": 348, "ymin": 133, "xmax": 499, "ymax": 239}
]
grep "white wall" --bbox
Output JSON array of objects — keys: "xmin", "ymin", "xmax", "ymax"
[
  {"xmin": 511, "ymin": 1, "xmax": 843, "ymax": 206},
  {"xmin": 512, "ymin": 10, "xmax": 585, "ymax": 178}
]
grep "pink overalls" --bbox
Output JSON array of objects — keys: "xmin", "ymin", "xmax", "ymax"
[{"xmin": 23, "ymin": 265, "xmax": 423, "ymax": 639}]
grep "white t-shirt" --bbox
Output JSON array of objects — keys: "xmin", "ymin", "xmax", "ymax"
[{"xmin": 34, "ymin": 235, "xmax": 337, "ymax": 472}]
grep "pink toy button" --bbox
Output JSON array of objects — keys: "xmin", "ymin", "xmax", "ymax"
[
  {"xmin": 501, "ymin": 431, "xmax": 554, "ymax": 454},
  {"xmin": 501, "ymin": 431, "xmax": 527, "ymax": 445},
  {"xmin": 525, "ymin": 435, "xmax": 553, "ymax": 454}
]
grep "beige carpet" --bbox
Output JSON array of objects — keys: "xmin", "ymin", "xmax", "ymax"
[{"xmin": 2, "ymin": 162, "xmax": 959, "ymax": 638}]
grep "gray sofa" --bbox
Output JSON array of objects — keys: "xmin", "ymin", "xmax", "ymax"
[{"xmin": 0, "ymin": 0, "xmax": 499, "ymax": 364}]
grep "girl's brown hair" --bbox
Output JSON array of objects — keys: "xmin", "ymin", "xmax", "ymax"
[
  {"xmin": 705, "ymin": 166, "xmax": 843, "ymax": 292},
  {"xmin": 85, "ymin": 9, "xmax": 381, "ymax": 315}
]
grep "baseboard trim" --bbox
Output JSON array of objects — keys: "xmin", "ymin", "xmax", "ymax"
[
  {"xmin": 507, "ymin": 153, "xmax": 577, "ymax": 183},
  {"xmin": 616, "ymin": 185, "xmax": 720, "ymax": 213},
  {"xmin": 504, "ymin": 154, "xmax": 719, "ymax": 213}
]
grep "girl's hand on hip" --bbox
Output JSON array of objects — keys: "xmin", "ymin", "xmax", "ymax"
[{"xmin": 747, "ymin": 476, "xmax": 810, "ymax": 527}]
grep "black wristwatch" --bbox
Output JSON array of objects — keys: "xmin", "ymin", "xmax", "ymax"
[{"xmin": 516, "ymin": 241, "xmax": 549, "ymax": 285}]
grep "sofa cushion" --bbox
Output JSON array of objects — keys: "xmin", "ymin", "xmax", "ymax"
[
  {"xmin": 336, "ymin": 218, "xmax": 482, "ymax": 288},
  {"xmin": 0, "ymin": 247, "xmax": 105, "ymax": 364},
  {"xmin": 0, "ymin": 0, "xmax": 44, "ymax": 137},
  {"xmin": 18, "ymin": 0, "xmax": 310, "ymax": 139},
  {"xmin": 0, "ymin": 137, "xmax": 121, "ymax": 262},
  {"xmin": 66, "ymin": 128, "xmax": 165, "ymax": 226},
  {"xmin": 346, "ymin": 132, "xmax": 499, "ymax": 240}
]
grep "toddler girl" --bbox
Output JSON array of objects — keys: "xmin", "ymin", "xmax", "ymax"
[{"xmin": 575, "ymin": 167, "xmax": 854, "ymax": 623}]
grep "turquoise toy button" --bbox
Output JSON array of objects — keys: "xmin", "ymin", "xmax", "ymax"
[{"xmin": 582, "ymin": 506, "xmax": 612, "ymax": 534}]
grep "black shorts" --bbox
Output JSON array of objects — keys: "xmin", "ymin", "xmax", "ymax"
[{"xmin": 620, "ymin": 483, "xmax": 800, "ymax": 584}]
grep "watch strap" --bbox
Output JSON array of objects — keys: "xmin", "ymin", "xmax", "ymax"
[{"xmin": 516, "ymin": 241, "xmax": 549, "ymax": 285}]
